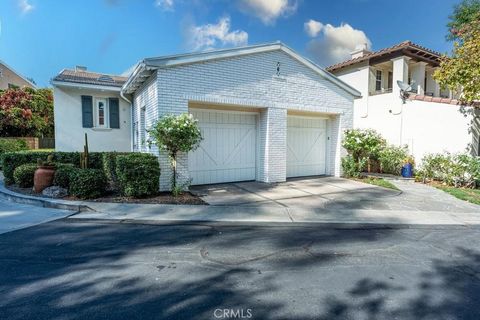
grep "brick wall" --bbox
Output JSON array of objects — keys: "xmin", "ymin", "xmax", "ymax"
[{"xmin": 133, "ymin": 49, "xmax": 354, "ymax": 190}]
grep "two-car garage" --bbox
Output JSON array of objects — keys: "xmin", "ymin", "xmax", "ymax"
[{"xmin": 188, "ymin": 108, "xmax": 328, "ymax": 185}]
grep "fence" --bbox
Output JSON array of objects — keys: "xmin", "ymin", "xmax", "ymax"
[{"xmin": 39, "ymin": 137, "xmax": 55, "ymax": 149}]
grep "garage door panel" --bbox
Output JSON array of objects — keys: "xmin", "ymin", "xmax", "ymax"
[
  {"xmin": 287, "ymin": 116, "xmax": 327, "ymax": 178},
  {"xmin": 189, "ymin": 110, "xmax": 257, "ymax": 185}
]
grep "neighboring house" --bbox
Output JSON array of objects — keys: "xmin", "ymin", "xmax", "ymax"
[
  {"xmin": 51, "ymin": 67, "xmax": 131, "ymax": 152},
  {"xmin": 53, "ymin": 42, "xmax": 360, "ymax": 190},
  {"xmin": 0, "ymin": 60, "xmax": 36, "ymax": 90},
  {"xmin": 327, "ymin": 41, "xmax": 480, "ymax": 161}
]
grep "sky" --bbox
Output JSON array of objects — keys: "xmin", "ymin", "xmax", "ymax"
[{"xmin": 0, "ymin": 0, "xmax": 459, "ymax": 87}]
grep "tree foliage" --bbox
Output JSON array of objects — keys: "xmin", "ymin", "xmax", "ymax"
[
  {"xmin": 435, "ymin": 6, "xmax": 480, "ymax": 106},
  {"xmin": 0, "ymin": 87, "xmax": 54, "ymax": 137},
  {"xmin": 148, "ymin": 113, "xmax": 202, "ymax": 192},
  {"xmin": 447, "ymin": 0, "xmax": 480, "ymax": 41}
]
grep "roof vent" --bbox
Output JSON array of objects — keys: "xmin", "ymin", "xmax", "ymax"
[
  {"xmin": 97, "ymin": 75, "xmax": 115, "ymax": 83},
  {"xmin": 75, "ymin": 66, "xmax": 87, "ymax": 72}
]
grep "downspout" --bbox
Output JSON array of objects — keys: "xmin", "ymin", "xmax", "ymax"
[{"xmin": 120, "ymin": 89, "xmax": 133, "ymax": 152}]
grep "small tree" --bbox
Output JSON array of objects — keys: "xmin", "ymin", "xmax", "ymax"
[{"xmin": 148, "ymin": 113, "xmax": 202, "ymax": 193}]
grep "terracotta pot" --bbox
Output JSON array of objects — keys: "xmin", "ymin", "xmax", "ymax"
[{"xmin": 34, "ymin": 166, "xmax": 56, "ymax": 193}]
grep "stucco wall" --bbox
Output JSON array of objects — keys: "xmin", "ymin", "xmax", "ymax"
[
  {"xmin": 337, "ymin": 68, "xmax": 475, "ymax": 163},
  {"xmin": 54, "ymin": 86, "xmax": 131, "ymax": 152},
  {"xmin": 0, "ymin": 63, "xmax": 34, "ymax": 89},
  {"xmin": 141, "ymin": 49, "xmax": 355, "ymax": 190}
]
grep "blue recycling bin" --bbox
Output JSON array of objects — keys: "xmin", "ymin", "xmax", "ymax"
[{"xmin": 401, "ymin": 163, "xmax": 413, "ymax": 178}]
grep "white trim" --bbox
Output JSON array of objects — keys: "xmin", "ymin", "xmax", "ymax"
[
  {"xmin": 122, "ymin": 42, "xmax": 362, "ymax": 98},
  {"xmin": 51, "ymin": 80, "xmax": 121, "ymax": 92},
  {"xmin": 0, "ymin": 59, "xmax": 37, "ymax": 88},
  {"xmin": 189, "ymin": 107, "xmax": 259, "ymax": 116}
]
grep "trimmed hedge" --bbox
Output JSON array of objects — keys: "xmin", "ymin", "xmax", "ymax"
[
  {"xmin": 0, "ymin": 139, "xmax": 28, "ymax": 168},
  {"xmin": 70, "ymin": 169, "xmax": 107, "ymax": 199},
  {"xmin": 116, "ymin": 153, "xmax": 160, "ymax": 197},
  {"xmin": 13, "ymin": 163, "xmax": 37, "ymax": 188},
  {"xmin": 1, "ymin": 151, "xmax": 103, "ymax": 185},
  {"xmin": 53, "ymin": 164, "xmax": 77, "ymax": 189},
  {"xmin": 102, "ymin": 152, "xmax": 129, "ymax": 188}
]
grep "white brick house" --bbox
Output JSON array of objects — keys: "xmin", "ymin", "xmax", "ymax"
[{"xmin": 53, "ymin": 42, "xmax": 360, "ymax": 191}]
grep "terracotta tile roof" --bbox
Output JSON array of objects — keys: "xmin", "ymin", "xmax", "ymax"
[
  {"xmin": 407, "ymin": 94, "xmax": 459, "ymax": 105},
  {"xmin": 326, "ymin": 41, "xmax": 443, "ymax": 72},
  {"xmin": 53, "ymin": 69, "xmax": 127, "ymax": 87}
]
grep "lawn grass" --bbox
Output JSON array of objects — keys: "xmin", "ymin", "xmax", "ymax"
[
  {"xmin": 353, "ymin": 177, "xmax": 400, "ymax": 190},
  {"xmin": 434, "ymin": 185, "xmax": 480, "ymax": 205}
]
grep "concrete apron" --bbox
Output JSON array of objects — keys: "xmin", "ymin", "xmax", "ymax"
[{"xmin": 1, "ymin": 174, "xmax": 480, "ymax": 227}]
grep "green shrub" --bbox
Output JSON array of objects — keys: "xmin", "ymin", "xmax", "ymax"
[
  {"xmin": 13, "ymin": 163, "xmax": 37, "ymax": 188},
  {"xmin": 0, "ymin": 139, "xmax": 28, "ymax": 168},
  {"xmin": 1, "ymin": 151, "xmax": 103, "ymax": 185},
  {"xmin": 116, "ymin": 153, "xmax": 160, "ymax": 197},
  {"xmin": 379, "ymin": 145, "xmax": 409, "ymax": 175},
  {"xmin": 101, "ymin": 152, "xmax": 129, "ymax": 189},
  {"xmin": 53, "ymin": 164, "xmax": 77, "ymax": 189},
  {"xmin": 69, "ymin": 169, "xmax": 107, "ymax": 199},
  {"xmin": 417, "ymin": 153, "xmax": 480, "ymax": 188},
  {"xmin": 342, "ymin": 129, "xmax": 386, "ymax": 162},
  {"xmin": 341, "ymin": 156, "xmax": 368, "ymax": 178}
]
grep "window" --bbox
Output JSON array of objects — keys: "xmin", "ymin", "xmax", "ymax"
[
  {"xmin": 96, "ymin": 98, "xmax": 108, "ymax": 127},
  {"xmin": 375, "ymin": 70, "xmax": 382, "ymax": 91},
  {"xmin": 388, "ymin": 72, "xmax": 393, "ymax": 90}
]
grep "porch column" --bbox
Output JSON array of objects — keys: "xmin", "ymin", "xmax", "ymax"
[
  {"xmin": 391, "ymin": 56, "xmax": 410, "ymax": 100},
  {"xmin": 411, "ymin": 61, "xmax": 427, "ymax": 95}
]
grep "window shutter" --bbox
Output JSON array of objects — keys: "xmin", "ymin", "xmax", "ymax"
[
  {"xmin": 109, "ymin": 98, "xmax": 120, "ymax": 129},
  {"xmin": 81, "ymin": 95, "xmax": 93, "ymax": 128}
]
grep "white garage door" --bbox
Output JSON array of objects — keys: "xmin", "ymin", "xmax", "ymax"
[
  {"xmin": 188, "ymin": 109, "xmax": 257, "ymax": 185},
  {"xmin": 287, "ymin": 116, "xmax": 327, "ymax": 178}
]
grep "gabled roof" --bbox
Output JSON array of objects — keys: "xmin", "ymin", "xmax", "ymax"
[
  {"xmin": 52, "ymin": 69, "xmax": 127, "ymax": 88},
  {"xmin": 122, "ymin": 42, "xmax": 361, "ymax": 98},
  {"xmin": 0, "ymin": 59, "xmax": 37, "ymax": 88},
  {"xmin": 326, "ymin": 41, "xmax": 443, "ymax": 73}
]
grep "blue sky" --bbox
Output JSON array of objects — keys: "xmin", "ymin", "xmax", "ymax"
[{"xmin": 0, "ymin": 0, "xmax": 458, "ymax": 87}]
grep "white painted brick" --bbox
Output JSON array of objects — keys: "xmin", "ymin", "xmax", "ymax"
[{"xmin": 132, "ymin": 50, "xmax": 354, "ymax": 190}]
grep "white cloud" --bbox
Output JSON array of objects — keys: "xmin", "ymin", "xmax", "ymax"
[
  {"xmin": 18, "ymin": 0, "xmax": 34, "ymax": 14},
  {"xmin": 155, "ymin": 0, "xmax": 174, "ymax": 11},
  {"xmin": 306, "ymin": 22, "xmax": 371, "ymax": 67},
  {"xmin": 304, "ymin": 19, "xmax": 323, "ymax": 37},
  {"xmin": 186, "ymin": 16, "xmax": 248, "ymax": 51},
  {"xmin": 239, "ymin": 0, "xmax": 297, "ymax": 25}
]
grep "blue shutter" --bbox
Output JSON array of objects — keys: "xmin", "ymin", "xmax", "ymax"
[
  {"xmin": 81, "ymin": 95, "xmax": 93, "ymax": 128},
  {"xmin": 109, "ymin": 98, "xmax": 120, "ymax": 129}
]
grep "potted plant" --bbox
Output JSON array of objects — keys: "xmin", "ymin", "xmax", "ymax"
[
  {"xmin": 401, "ymin": 156, "xmax": 415, "ymax": 178},
  {"xmin": 34, "ymin": 154, "xmax": 56, "ymax": 193}
]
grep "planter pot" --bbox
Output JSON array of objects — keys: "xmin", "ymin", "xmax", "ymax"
[{"xmin": 34, "ymin": 166, "xmax": 56, "ymax": 193}]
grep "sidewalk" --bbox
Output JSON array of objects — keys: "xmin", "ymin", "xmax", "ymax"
[{"xmin": 1, "ymin": 174, "xmax": 479, "ymax": 227}]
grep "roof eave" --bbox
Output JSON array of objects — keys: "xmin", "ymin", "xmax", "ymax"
[{"xmin": 51, "ymin": 80, "xmax": 122, "ymax": 92}]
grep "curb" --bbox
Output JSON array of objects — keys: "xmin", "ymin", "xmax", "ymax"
[
  {"xmin": 66, "ymin": 217, "xmax": 476, "ymax": 230},
  {"xmin": 0, "ymin": 178, "xmax": 90, "ymax": 212}
]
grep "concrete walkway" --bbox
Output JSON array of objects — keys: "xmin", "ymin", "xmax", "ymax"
[
  {"xmin": 1, "ymin": 174, "xmax": 479, "ymax": 226},
  {"xmin": 0, "ymin": 198, "xmax": 72, "ymax": 234}
]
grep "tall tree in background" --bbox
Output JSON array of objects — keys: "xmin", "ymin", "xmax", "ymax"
[
  {"xmin": 434, "ymin": 1, "xmax": 480, "ymax": 106},
  {"xmin": 0, "ymin": 87, "xmax": 54, "ymax": 137},
  {"xmin": 447, "ymin": 0, "xmax": 480, "ymax": 41}
]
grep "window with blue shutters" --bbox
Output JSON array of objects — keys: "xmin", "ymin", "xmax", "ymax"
[{"xmin": 82, "ymin": 96, "xmax": 121, "ymax": 129}]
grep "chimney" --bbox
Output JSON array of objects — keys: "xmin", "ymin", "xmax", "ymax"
[
  {"xmin": 75, "ymin": 66, "xmax": 87, "ymax": 72},
  {"xmin": 350, "ymin": 43, "xmax": 371, "ymax": 59}
]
